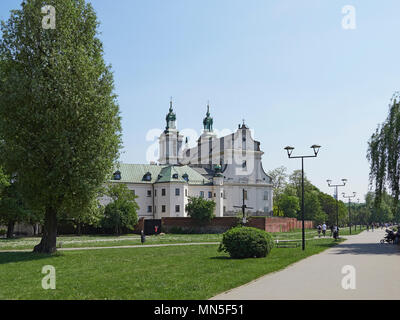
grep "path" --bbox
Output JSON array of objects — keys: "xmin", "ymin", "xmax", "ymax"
[
  {"xmin": 211, "ymin": 229, "xmax": 400, "ymax": 300},
  {"xmin": 0, "ymin": 242, "xmax": 220, "ymax": 253}
]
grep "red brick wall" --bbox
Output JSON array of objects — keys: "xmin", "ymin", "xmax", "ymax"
[{"xmin": 161, "ymin": 217, "xmax": 313, "ymax": 234}]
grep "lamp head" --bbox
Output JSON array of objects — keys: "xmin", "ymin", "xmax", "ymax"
[
  {"xmin": 342, "ymin": 178, "xmax": 347, "ymax": 185},
  {"xmin": 311, "ymin": 144, "xmax": 321, "ymax": 156},
  {"xmin": 284, "ymin": 146, "xmax": 294, "ymax": 157},
  {"xmin": 326, "ymin": 179, "xmax": 332, "ymax": 185}
]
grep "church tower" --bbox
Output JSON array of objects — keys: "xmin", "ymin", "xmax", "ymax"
[{"xmin": 158, "ymin": 99, "xmax": 184, "ymax": 165}]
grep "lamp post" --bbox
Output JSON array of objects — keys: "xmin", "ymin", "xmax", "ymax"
[
  {"xmin": 284, "ymin": 144, "xmax": 321, "ymax": 251},
  {"xmin": 342, "ymin": 192, "xmax": 356, "ymax": 234},
  {"xmin": 356, "ymin": 198, "xmax": 360, "ymax": 230},
  {"xmin": 327, "ymin": 179, "xmax": 347, "ymax": 237}
]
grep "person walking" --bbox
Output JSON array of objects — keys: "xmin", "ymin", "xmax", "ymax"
[
  {"xmin": 322, "ymin": 223, "xmax": 327, "ymax": 237},
  {"xmin": 317, "ymin": 224, "xmax": 322, "ymax": 238},
  {"xmin": 333, "ymin": 225, "xmax": 339, "ymax": 240},
  {"xmin": 140, "ymin": 230, "xmax": 146, "ymax": 245}
]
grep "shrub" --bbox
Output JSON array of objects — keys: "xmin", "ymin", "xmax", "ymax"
[
  {"xmin": 186, "ymin": 196, "xmax": 216, "ymax": 223},
  {"xmin": 218, "ymin": 226, "xmax": 274, "ymax": 259}
]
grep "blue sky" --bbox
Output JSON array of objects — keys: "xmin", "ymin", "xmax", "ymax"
[{"xmin": 1, "ymin": 0, "xmax": 400, "ymax": 201}]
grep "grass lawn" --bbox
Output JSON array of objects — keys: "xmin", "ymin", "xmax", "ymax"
[{"xmin": 0, "ymin": 238, "xmax": 343, "ymax": 300}]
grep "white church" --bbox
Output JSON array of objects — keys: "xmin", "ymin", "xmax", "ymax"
[{"xmin": 109, "ymin": 101, "xmax": 273, "ymax": 219}]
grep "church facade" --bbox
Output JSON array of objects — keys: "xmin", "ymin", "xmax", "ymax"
[{"xmin": 107, "ymin": 101, "xmax": 273, "ymax": 219}]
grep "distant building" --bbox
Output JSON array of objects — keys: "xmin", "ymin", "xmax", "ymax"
[{"xmin": 104, "ymin": 100, "xmax": 273, "ymax": 218}]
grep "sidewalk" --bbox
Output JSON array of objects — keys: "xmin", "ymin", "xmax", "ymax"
[
  {"xmin": 0, "ymin": 242, "xmax": 220, "ymax": 253},
  {"xmin": 211, "ymin": 229, "xmax": 400, "ymax": 300}
]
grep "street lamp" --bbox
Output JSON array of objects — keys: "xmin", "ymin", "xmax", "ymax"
[
  {"xmin": 356, "ymin": 198, "xmax": 360, "ymax": 231},
  {"xmin": 284, "ymin": 144, "xmax": 321, "ymax": 250},
  {"xmin": 327, "ymin": 179, "xmax": 347, "ymax": 237},
  {"xmin": 342, "ymin": 192, "xmax": 356, "ymax": 234}
]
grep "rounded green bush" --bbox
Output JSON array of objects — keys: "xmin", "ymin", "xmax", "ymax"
[{"xmin": 218, "ymin": 226, "xmax": 274, "ymax": 259}]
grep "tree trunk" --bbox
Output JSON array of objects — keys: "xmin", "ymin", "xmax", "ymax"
[
  {"xmin": 6, "ymin": 221, "xmax": 15, "ymax": 239},
  {"xmin": 33, "ymin": 207, "xmax": 57, "ymax": 254}
]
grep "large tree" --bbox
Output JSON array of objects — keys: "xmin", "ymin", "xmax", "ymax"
[
  {"xmin": 102, "ymin": 184, "xmax": 139, "ymax": 235},
  {"xmin": 0, "ymin": 0, "xmax": 121, "ymax": 253},
  {"xmin": 268, "ymin": 166, "xmax": 288, "ymax": 215},
  {"xmin": 367, "ymin": 94, "xmax": 400, "ymax": 213}
]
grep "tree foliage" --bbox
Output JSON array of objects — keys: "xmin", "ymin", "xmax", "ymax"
[
  {"xmin": 367, "ymin": 94, "xmax": 400, "ymax": 213},
  {"xmin": 269, "ymin": 166, "xmax": 348, "ymax": 225},
  {"xmin": 185, "ymin": 196, "xmax": 216, "ymax": 222},
  {"xmin": 101, "ymin": 183, "xmax": 139, "ymax": 234},
  {"xmin": 0, "ymin": 0, "xmax": 122, "ymax": 252}
]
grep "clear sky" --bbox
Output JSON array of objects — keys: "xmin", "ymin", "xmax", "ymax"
[{"xmin": 1, "ymin": 0, "xmax": 400, "ymax": 202}]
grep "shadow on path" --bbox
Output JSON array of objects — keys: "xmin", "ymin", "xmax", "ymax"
[{"xmin": 329, "ymin": 242, "xmax": 400, "ymax": 256}]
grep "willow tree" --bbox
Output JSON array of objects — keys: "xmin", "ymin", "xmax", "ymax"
[
  {"xmin": 0, "ymin": 0, "xmax": 122, "ymax": 253},
  {"xmin": 367, "ymin": 94, "xmax": 400, "ymax": 219}
]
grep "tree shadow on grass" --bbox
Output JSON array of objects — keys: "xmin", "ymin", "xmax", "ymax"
[
  {"xmin": 0, "ymin": 252, "xmax": 63, "ymax": 265},
  {"xmin": 210, "ymin": 256, "xmax": 231, "ymax": 260}
]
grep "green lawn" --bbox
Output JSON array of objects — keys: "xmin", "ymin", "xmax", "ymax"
[{"xmin": 0, "ymin": 238, "xmax": 342, "ymax": 300}]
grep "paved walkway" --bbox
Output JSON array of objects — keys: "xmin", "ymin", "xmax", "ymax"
[
  {"xmin": 212, "ymin": 229, "xmax": 400, "ymax": 300},
  {"xmin": 0, "ymin": 242, "xmax": 220, "ymax": 253}
]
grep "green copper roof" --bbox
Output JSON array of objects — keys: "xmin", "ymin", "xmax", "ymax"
[
  {"xmin": 165, "ymin": 100, "xmax": 176, "ymax": 130},
  {"xmin": 110, "ymin": 163, "xmax": 210, "ymax": 185}
]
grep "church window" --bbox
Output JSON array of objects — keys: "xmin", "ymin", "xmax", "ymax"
[
  {"xmin": 200, "ymin": 191, "xmax": 204, "ymax": 198},
  {"xmin": 162, "ymin": 205, "xmax": 166, "ymax": 213},
  {"xmin": 264, "ymin": 191, "xmax": 268, "ymax": 200},
  {"xmin": 147, "ymin": 206, "xmax": 152, "ymax": 213},
  {"xmin": 162, "ymin": 188, "xmax": 166, "ymax": 196},
  {"xmin": 172, "ymin": 173, "xmax": 178, "ymax": 179},
  {"xmin": 185, "ymin": 189, "xmax": 188, "ymax": 197},
  {"xmin": 242, "ymin": 161, "xmax": 247, "ymax": 168},
  {"xmin": 182, "ymin": 173, "xmax": 189, "ymax": 182},
  {"xmin": 147, "ymin": 190, "xmax": 151, "ymax": 197},
  {"xmin": 208, "ymin": 191, "xmax": 212, "ymax": 198},
  {"xmin": 175, "ymin": 205, "xmax": 180, "ymax": 212},
  {"xmin": 175, "ymin": 188, "xmax": 180, "ymax": 196}
]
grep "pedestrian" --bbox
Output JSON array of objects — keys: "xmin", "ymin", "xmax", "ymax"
[
  {"xmin": 140, "ymin": 230, "xmax": 146, "ymax": 244},
  {"xmin": 317, "ymin": 224, "xmax": 322, "ymax": 238},
  {"xmin": 333, "ymin": 225, "xmax": 339, "ymax": 240},
  {"xmin": 330, "ymin": 225, "xmax": 334, "ymax": 237},
  {"xmin": 322, "ymin": 222, "xmax": 327, "ymax": 237},
  {"xmin": 154, "ymin": 225, "xmax": 159, "ymax": 235}
]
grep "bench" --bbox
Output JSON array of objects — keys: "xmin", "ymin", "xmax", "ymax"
[{"xmin": 274, "ymin": 239, "xmax": 300, "ymax": 248}]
